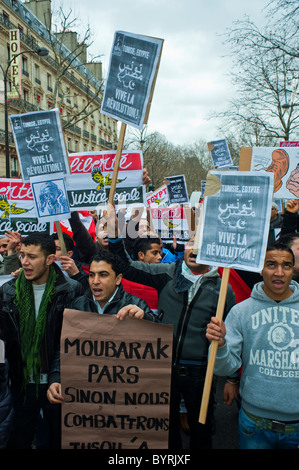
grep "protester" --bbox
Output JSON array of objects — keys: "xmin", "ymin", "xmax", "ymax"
[
  {"xmin": 46, "ymin": 251, "xmax": 157, "ymax": 405},
  {"xmin": 281, "ymin": 199, "xmax": 299, "ymax": 235},
  {"xmin": 0, "ymin": 232, "xmax": 82, "ymax": 449},
  {"xmin": 0, "ymin": 237, "xmax": 9, "ymax": 270},
  {"xmin": 50, "ymin": 231, "xmax": 89, "ymax": 282},
  {"xmin": 0, "ymin": 231, "xmax": 22, "ymax": 275},
  {"xmin": 107, "ymin": 208, "xmax": 236, "ymax": 449},
  {"xmin": 51, "ymin": 232, "xmax": 74, "ymax": 260},
  {"xmin": 131, "ymin": 234, "xmax": 163, "ymax": 263},
  {"xmin": 69, "ymin": 211, "xmax": 109, "ymax": 264},
  {"xmin": 268, "ymin": 201, "xmax": 283, "ymax": 244},
  {"xmin": 279, "ymin": 232, "xmax": 299, "ymax": 282},
  {"xmin": 206, "ymin": 242, "xmax": 299, "ymax": 449},
  {"xmin": 0, "ymin": 354, "xmax": 14, "ymax": 449}
]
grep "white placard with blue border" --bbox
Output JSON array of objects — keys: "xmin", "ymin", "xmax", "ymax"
[{"xmin": 196, "ymin": 171, "xmax": 274, "ymax": 272}]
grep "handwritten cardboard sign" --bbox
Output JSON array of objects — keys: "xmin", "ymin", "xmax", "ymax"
[
  {"xmin": 60, "ymin": 310, "xmax": 173, "ymax": 449},
  {"xmin": 9, "ymin": 109, "xmax": 70, "ymax": 182}
]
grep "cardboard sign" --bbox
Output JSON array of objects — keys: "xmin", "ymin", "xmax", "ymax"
[
  {"xmin": 196, "ymin": 171, "xmax": 274, "ymax": 272},
  {"xmin": 9, "ymin": 109, "xmax": 70, "ymax": 181},
  {"xmin": 60, "ymin": 310, "xmax": 173, "ymax": 449},
  {"xmin": 101, "ymin": 31, "xmax": 163, "ymax": 129}
]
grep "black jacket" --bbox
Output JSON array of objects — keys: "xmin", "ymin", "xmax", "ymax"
[
  {"xmin": 70, "ymin": 283, "xmax": 157, "ymax": 321},
  {"xmin": 0, "ymin": 263, "xmax": 83, "ymax": 392},
  {"xmin": 48, "ymin": 283, "xmax": 157, "ymax": 385},
  {"xmin": 108, "ymin": 238, "xmax": 236, "ymax": 365},
  {"xmin": 0, "ymin": 360, "xmax": 13, "ymax": 448}
]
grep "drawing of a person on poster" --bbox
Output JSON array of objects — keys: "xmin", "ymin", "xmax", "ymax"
[
  {"xmin": 38, "ymin": 181, "xmax": 69, "ymax": 216},
  {"xmin": 250, "ymin": 147, "xmax": 299, "ymax": 198},
  {"xmin": 30, "ymin": 174, "xmax": 70, "ymax": 221}
]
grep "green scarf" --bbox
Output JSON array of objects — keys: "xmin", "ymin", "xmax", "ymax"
[{"xmin": 15, "ymin": 265, "xmax": 58, "ymax": 390}]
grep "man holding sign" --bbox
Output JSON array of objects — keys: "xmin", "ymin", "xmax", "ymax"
[
  {"xmin": 0, "ymin": 233, "xmax": 82, "ymax": 449},
  {"xmin": 47, "ymin": 251, "xmax": 157, "ymax": 404},
  {"xmin": 206, "ymin": 242, "xmax": 299, "ymax": 449}
]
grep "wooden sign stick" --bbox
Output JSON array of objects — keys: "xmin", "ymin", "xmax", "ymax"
[
  {"xmin": 198, "ymin": 267, "xmax": 230, "ymax": 424},
  {"xmin": 55, "ymin": 220, "xmax": 67, "ymax": 256},
  {"xmin": 108, "ymin": 122, "xmax": 127, "ymax": 207}
]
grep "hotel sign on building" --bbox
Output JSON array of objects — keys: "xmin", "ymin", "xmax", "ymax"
[{"xmin": 7, "ymin": 29, "xmax": 22, "ymax": 100}]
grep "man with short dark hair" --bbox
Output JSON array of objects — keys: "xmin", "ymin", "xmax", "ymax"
[
  {"xmin": 206, "ymin": 242, "xmax": 299, "ymax": 449},
  {"xmin": 47, "ymin": 251, "xmax": 157, "ymax": 405},
  {"xmin": 132, "ymin": 235, "xmax": 163, "ymax": 263},
  {"xmin": 0, "ymin": 232, "xmax": 82, "ymax": 449}
]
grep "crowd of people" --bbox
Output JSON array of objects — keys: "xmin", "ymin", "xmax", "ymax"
[{"xmin": 0, "ymin": 189, "xmax": 298, "ymax": 450}]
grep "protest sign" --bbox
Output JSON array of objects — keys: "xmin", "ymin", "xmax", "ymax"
[
  {"xmin": 198, "ymin": 170, "xmax": 273, "ymax": 425},
  {"xmin": 67, "ymin": 150, "xmax": 145, "ymax": 210},
  {"xmin": 150, "ymin": 206, "xmax": 190, "ymax": 243},
  {"xmin": 280, "ymin": 141, "xmax": 299, "ymax": 147},
  {"xmin": 101, "ymin": 31, "xmax": 163, "ymax": 129},
  {"xmin": 146, "ymin": 184, "xmax": 170, "ymax": 208},
  {"xmin": 240, "ymin": 146, "xmax": 299, "ymax": 199},
  {"xmin": 0, "ymin": 178, "xmax": 49, "ymax": 236},
  {"xmin": 30, "ymin": 173, "xmax": 71, "ymax": 222},
  {"xmin": 165, "ymin": 175, "xmax": 189, "ymax": 205},
  {"xmin": 60, "ymin": 310, "xmax": 173, "ymax": 449},
  {"xmin": 9, "ymin": 109, "xmax": 70, "ymax": 181},
  {"xmin": 196, "ymin": 170, "xmax": 274, "ymax": 272},
  {"xmin": 208, "ymin": 139, "xmax": 232, "ymax": 169}
]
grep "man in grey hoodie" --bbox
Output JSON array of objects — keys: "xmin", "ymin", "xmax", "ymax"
[{"xmin": 206, "ymin": 242, "xmax": 299, "ymax": 449}]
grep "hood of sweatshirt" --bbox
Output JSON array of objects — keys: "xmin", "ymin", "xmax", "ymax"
[{"xmin": 251, "ymin": 279, "xmax": 299, "ymax": 304}]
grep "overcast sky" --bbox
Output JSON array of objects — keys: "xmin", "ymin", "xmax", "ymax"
[{"xmin": 53, "ymin": 0, "xmax": 270, "ymax": 145}]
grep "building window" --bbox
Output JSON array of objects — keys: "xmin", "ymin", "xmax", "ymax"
[
  {"xmin": 2, "ymin": 11, "xmax": 9, "ymax": 26},
  {"xmin": 11, "ymin": 157, "xmax": 19, "ymax": 178},
  {"xmin": 23, "ymin": 88, "xmax": 29, "ymax": 102},
  {"xmin": 47, "ymin": 73, "xmax": 52, "ymax": 92},
  {"xmin": 34, "ymin": 64, "xmax": 40, "ymax": 84},
  {"xmin": 22, "ymin": 56, "xmax": 29, "ymax": 77}
]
